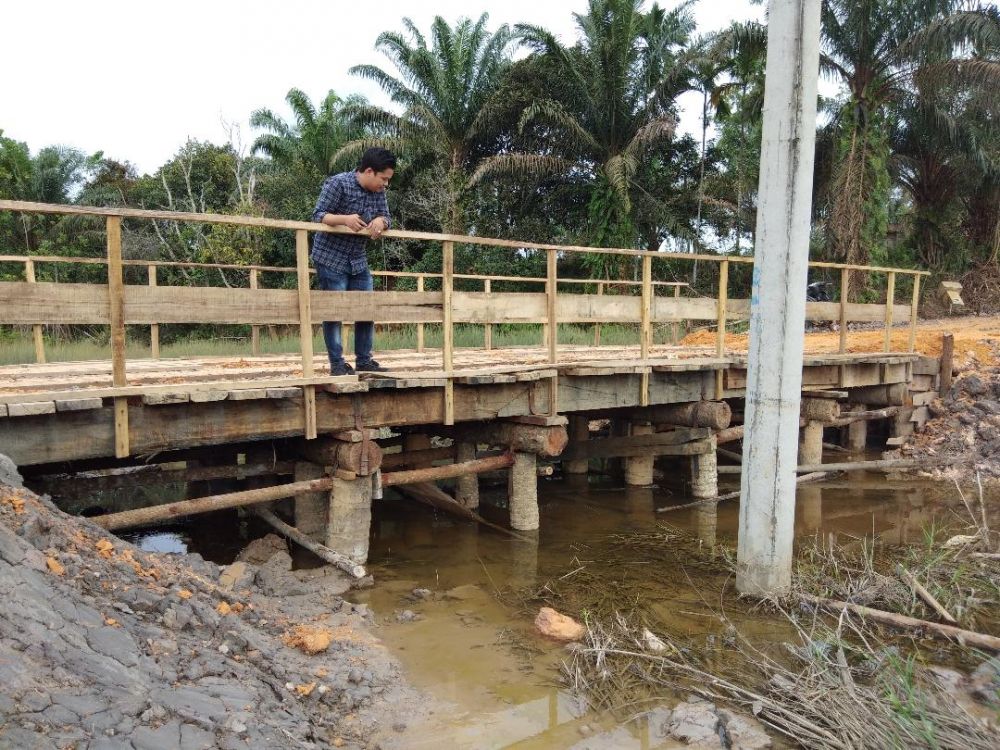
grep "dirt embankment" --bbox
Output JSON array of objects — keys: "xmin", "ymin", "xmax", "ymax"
[
  {"xmin": 0, "ymin": 462, "xmax": 428, "ymax": 750},
  {"xmin": 686, "ymin": 316, "xmax": 1000, "ymax": 479}
]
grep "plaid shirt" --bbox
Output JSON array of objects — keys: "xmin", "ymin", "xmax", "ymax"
[{"xmin": 310, "ymin": 171, "xmax": 391, "ymax": 273}]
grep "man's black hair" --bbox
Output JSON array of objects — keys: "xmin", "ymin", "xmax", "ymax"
[{"xmin": 358, "ymin": 147, "xmax": 396, "ymax": 173}]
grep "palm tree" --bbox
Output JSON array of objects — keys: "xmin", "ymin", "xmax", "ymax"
[
  {"xmin": 250, "ymin": 88, "xmax": 366, "ymax": 178},
  {"xmin": 349, "ymin": 14, "xmax": 517, "ymax": 233},
  {"xmin": 818, "ymin": 0, "xmax": 1000, "ymax": 298},
  {"xmin": 471, "ymin": 0, "xmax": 697, "ymax": 269},
  {"xmin": 819, "ymin": 2, "xmax": 984, "ymax": 271}
]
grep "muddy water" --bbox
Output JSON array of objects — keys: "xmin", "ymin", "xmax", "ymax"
[
  {"xmin": 352, "ymin": 474, "xmax": 954, "ymax": 748},
  {"xmin": 37, "ymin": 470, "xmax": 964, "ymax": 748}
]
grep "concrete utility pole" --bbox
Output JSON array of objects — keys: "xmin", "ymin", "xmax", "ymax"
[{"xmin": 736, "ymin": 0, "xmax": 822, "ymax": 595}]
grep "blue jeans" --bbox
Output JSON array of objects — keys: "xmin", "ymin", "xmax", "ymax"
[{"xmin": 316, "ymin": 264, "xmax": 374, "ymax": 367}]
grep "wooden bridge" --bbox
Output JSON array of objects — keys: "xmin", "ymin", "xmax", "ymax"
[{"xmin": 0, "ymin": 199, "xmax": 935, "ymax": 566}]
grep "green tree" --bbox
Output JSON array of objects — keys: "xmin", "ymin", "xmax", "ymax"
[
  {"xmin": 349, "ymin": 14, "xmax": 517, "ymax": 234},
  {"xmin": 250, "ymin": 88, "xmax": 367, "ymax": 181},
  {"xmin": 472, "ymin": 0, "xmax": 698, "ymax": 276},
  {"xmin": 817, "ymin": 1, "xmax": 998, "ymax": 283}
]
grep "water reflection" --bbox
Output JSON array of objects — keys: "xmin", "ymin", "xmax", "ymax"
[{"xmin": 363, "ymin": 474, "xmax": 972, "ymax": 749}]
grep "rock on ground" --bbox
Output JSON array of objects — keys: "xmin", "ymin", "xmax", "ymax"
[
  {"xmin": 535, "ymin": 606, "xmax": 586, "ymax": 641},
  {"xmin": 0, "ymin": 467, "xmax": 430, "ymax": 749},
  {"xmin": 657, "ymin": 698, "xmax": 771, "ymax": 749}
]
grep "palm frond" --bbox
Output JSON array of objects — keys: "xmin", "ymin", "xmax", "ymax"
[{"xmin": 468, "ymin": 154, "xmax": 577, "ymax": 187}]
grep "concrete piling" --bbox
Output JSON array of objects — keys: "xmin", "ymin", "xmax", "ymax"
[
  {"xmin": 509, "ymin": 451, "xmax": 539, "ymax": 531},
  {"xmin": 624, "ymin": 422, "xmax": 654, "ymax": 486}
]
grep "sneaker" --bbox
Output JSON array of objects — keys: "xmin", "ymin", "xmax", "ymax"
[
  {"xmin": 330, "ymin": 361, "xmax": 354, "ymax": 376},
  {"xmin": 355, "ymin": 359, "xmax": 387, "ymax": 373}
]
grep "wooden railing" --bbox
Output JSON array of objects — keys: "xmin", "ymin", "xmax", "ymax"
[{"xmin": 0, "ymin": 200, "xmax": 929, "ymax": 454}]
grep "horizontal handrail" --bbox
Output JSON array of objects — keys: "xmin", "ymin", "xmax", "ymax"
[
  {"xmin": 0, "ymin": 199, "xmax": 930, "ymax": 276},
  {"xmin": 0, "ymin": 253, "xmax": 689, "ymax": 291}
]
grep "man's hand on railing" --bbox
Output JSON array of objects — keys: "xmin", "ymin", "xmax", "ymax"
[{"xmin": 367, "ymin": 216, "xmax": 387, "ymax": 239}]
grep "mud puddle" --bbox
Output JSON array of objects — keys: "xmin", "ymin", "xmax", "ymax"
[
  {"xmin": 348, "ymin": 474, "xmax": 960, "ymax": 748},
  {"xmin": 34, "ymin": 470, "xmax": 976, "ymax": 748}
]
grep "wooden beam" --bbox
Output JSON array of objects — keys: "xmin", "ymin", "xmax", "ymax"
[
  {"xmin": 254, "ymin": 508, "xmax": 366, "ymax": 578},
  {"xmin": 483, "ymin": 278, "xmax": 493, "ymax": 350},
  {"xmin": 546, "ymin": 248, "xmax": 557, "ymax": 363},
  {"xmin": 441, "ymin": 421, "xmax": 569, "ymax": 457},
  {"xmin": 93, "ymin": 476, "xmax": 336, "ymax": 530},
  {"xmin": 560, "ymin": 427, "xmax": 711, "ymax": 461},
  {"xmin": 0, "ymin": 375, "xmax": 360, "ymax": 405},
  {"xmin": 839, "ymin": 267, "xmax": 849, "ymax": 353},
  {"xmin": 442, "ymin": 241, "xmax": 454, "ymax": 425},
  {"xmin": 640, "ymin": 254, "xmax": 651, "ymax": 406},
  {"xmin": 295, "ymin": 229, "xmax": 317, "ymax": 440},
  {"xmin": 715, "ymin": 260, "xmax": 729, "ymax": 400},
  {"xmin": 249, "ymin": 268, "xmax": 260, "ymax": 357},
  {"xmin": 380, "ymin": 445, "xmax": 457, "ymax": 470},
  {"xmin": 884, "ymin": 270, "xmax": 895, "ymax": 352},
  {"xmin": 147, "ymin": 264, "xmax": 160, "ymax": 359},
  {"xmin": 24, "ymin": 259, "xmax": 45, "ymax": 364},
  {"xmin": 295, "ymin": 437, "xmax": 382, "ymax": 475},
  {"xmin": 416, "ymin": 274, "xmax": 425, "ymax": 353},
  {"xmin": 382, "ymin": 452, "xmax": 514, "ymax": 487},
  {"xmin": 939, "ymin": 333, "xmax": 953, "ymax": 396},
  {"xmin": 106, "ymin": 216, "xmax": 129, "ymax": 458}
]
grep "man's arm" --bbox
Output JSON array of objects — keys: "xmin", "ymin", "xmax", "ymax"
[
  {"xmin": 312, "ymin": 178, "xmax": 367, "ymax": 232},
  {"xmin": 367, "ymin": 191, "xmax": 392, "ymax": 238}
]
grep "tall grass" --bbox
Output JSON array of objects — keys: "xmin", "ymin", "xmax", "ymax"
[{"xmin": 0, "ymin": 322, "xmax": 690, "ymax": 366}]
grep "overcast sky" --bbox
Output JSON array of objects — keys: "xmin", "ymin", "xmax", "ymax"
[{"xmin": 2, "ymin": 0, "xmax": 766, "ymax": 174}]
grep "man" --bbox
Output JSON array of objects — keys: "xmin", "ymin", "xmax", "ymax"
[{"xmin": 311, "ymin": 147, "xmax": 395, "ymax": 376}]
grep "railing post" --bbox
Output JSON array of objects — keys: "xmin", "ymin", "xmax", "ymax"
[
  {"xmin": 483, "ymin": 278, "xmax": 493, "ymax": 351},
  {"xmin": 295, "ymin": 229, "xmax": 317, "ymax": 440},
  {"xmin": 839, "ymin": 267, "xmax": 849, "ymax": 354},
  {"xmin": 594, "ymin": 281, "xmax": 604, "ymax": 346},
  {"xmin": 416, "ymin": 275, "xmax": 425, "ymax": 352},
  {"xmin": 640, "ymin": 255, "xmax": 652, "ymax": 407},
  {"xmin": 546, "ymin": 248, "xmax": 559, "ymax": 415},
  {"xmin": 24, "ymin": 259, "xmax": 45, "ymax": 364},
  {"xmin": 546, "ymin": 249, "xmax": 557, "ymax": 363},
  {"xmin": 147, "ymin": 264, "xmax": 160, "ymax": 359},
  {"xmin": 883, "ymin": 270, "xmax": 896, "ymax": 353},
  {"xmin": 249, "ymin": 268, "xmax": 260, "ymax": 357},
  {"xmin": 908, "ymin": 273, "xmax": 921, "ymax": 352},
  {"xmin": 107, "ymin": 216, "xmax": 129, "ymax": 458},
  {"xmin": 442, "ymin": 241, "xmax": 455, "ymax": 425},
  {"xmin": 671, "ymin": 284, "xmax": 681, "ymax": 345},
  {"xmin": 715, "ymin": 259, "xmax": 729, "ymax": 399}
]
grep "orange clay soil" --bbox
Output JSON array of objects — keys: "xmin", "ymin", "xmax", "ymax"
[{"xmin": 681, "ymin": 315, "xmax": 1000, "ymax": 365}]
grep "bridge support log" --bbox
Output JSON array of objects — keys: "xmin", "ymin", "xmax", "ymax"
[
  {"xmin": 455, "ymin": 441, "xmax": 480, "ymax": 509},
  {"xmin": 327, "ymin": 473, "xmax": 373, "ymax": 564},
  {"xmin": 845, "ymin": 403, "xmax": 868, "ymax": 451},
  {"xmin": 847, "ymin": 383, "xmax": 910, "ymax": 407},
  {"xmin": 624, "ymin": 422, "xmax": 655, "ymax": 486},
  {"xmin": 293, "ymin": 461, "xmax": 328, "ymax": 542},
  {"xmin": 649, "ymin": 400, "xmax": 732, "ymax": 430},
  {"xmin": 563, "ymin": 415, "xmax": 590, "ymax": 475},
  {"xmin": 445, "ymin": 422, "xmax": 568, "ymax": 458},
  {"xmin": 798, "ymin": 421, "xmax": 824, "ymax": 467},
  {"xmin": 296, "ymin": 436, "xmax": 382, "ymax": 476},
  {"xmin": 690, "ymin": 436, "xmax": 718, "ymax": 499},
  {"xmin": 509, "ymin": 451, "xmax": 539, "ymax": 531}
]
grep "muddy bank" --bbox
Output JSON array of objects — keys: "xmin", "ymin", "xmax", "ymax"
[
  {"xmin": 893, "ymin": 357, "xmax": 1000, "ymax": 480},
  {"xmin": 0, "ymin": 461, "xmax": 431, "ymax": 749}
]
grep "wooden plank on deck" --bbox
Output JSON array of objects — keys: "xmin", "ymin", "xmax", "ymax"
[{"xmin": 55, "ymin": 398, "xmax": 104, "ymax": 412}]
